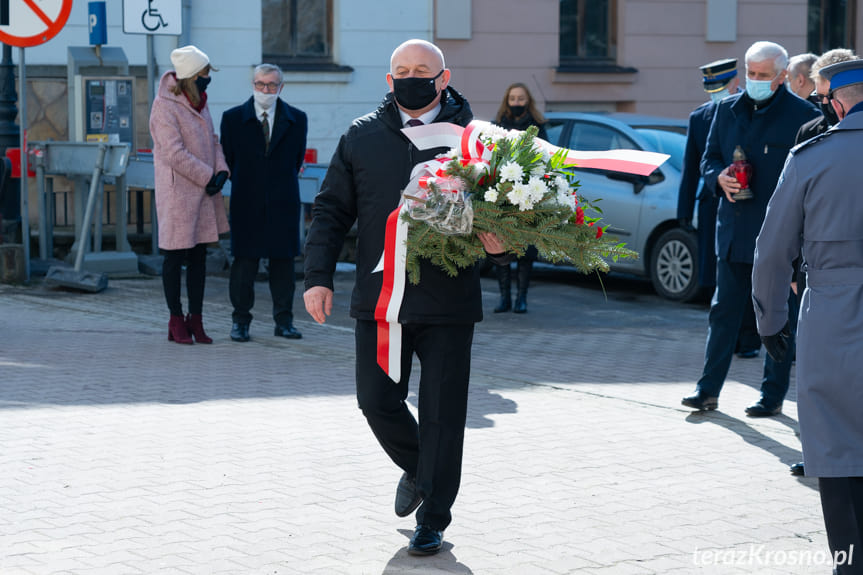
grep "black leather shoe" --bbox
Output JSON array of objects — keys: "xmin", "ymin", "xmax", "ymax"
[
  {"xmin": 230, "ymin": 323, "xmax": 250, "ymax": 342},
  {"xmin": 681, "ymin": 392, "xmax": 718, "ymax": 411},
  {"xmin": 408, "ymin": 524, "xmax": 443, "ymax": 556},
  {"xmin": 395, "ymin": 472, "xmax": 422, "ymax": 518},
  {"xmin": 745, "ymin": 401, "xmax": 782, "ymax": 417},
  {"xmin": 274, "ymin": 325, "xmax": 302, "ymax": 339},
  {"xmin": 790, "ymin": 462, "xmax": 804, "ymax": 476}
]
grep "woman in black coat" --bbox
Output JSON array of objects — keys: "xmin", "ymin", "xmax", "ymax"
[{"xmin": 492, "ymin": 83, "xmax": 547, "ymax": 313}]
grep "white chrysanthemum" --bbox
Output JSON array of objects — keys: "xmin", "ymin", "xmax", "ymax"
[
  {"xmin": 527, "ymin": 177, "xmax": 548, "ymax": 202},
  {"xmin": 479, "ymin": 124, "xmax": 509, "ymax": 144},
  {"xmin": 499, "ymin": 161, "xmax": 524, "ymax": 183},
  {"xmin": 507, "ymin": 182, "xmax": 535, "ymax": 211},
  {"xmin": 484, "ymin": 189, "xmax": 499, "ymax": 203},
  {"xmin": 530, "ymin": 166, "xmax": 546, "ymax": 178},
  {"xmin": 554, "ymin": 190, "xmax": 576, "ymax": 210},
  {"xmin": 445, "ymin": 148, "xmax": 459, "ymax": 159},
  {"xmin": 555, "ymin": 176, "xmax": 570, "ymax": 193}
]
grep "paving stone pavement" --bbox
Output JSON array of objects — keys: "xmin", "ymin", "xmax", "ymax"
[{"xmin": 0, "ymin": 266, "xmax": 836, "ymax": 574}]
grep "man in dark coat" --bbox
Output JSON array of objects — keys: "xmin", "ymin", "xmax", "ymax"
[
  {"xmin": 303, "ymin": 39, "xmax": 506, "ymax": 556},
  {"xmin": 753, "ymin": 59, "xmax": 863, "ymax": 574},
  {"xmin": 681, "ymin": 41, "xmax": 819, "ymax": 416},
  {"xmin": 677, "ymin": 58, "xmax": 760, "ymax": 358},
  {"xmin": 221, "ymin": 64, "xmax": 307, "ymax": 342}
]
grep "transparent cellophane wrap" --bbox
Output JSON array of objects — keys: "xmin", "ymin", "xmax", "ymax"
[{"xmin": 402, "ymin": 174, "xmax": 473, "ymax": 236}]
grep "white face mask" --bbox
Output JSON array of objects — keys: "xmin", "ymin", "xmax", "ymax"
[
  {"xmin": 709, "ymin": 88, "xmax": 730, "ymax": 104},
  {"xmin": 253, "ymin": 90, "xmax": 279, "ymax": 109}
]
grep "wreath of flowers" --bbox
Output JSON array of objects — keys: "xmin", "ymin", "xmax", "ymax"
[{"xmin": 401, "ymin": 124, "xmax": 637, "ymax": 284}]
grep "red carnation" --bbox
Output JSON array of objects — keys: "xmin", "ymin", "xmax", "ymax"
[
  {"xmin": 596, "ymin": 226, "xmax": 603, "ymax": 239},
  {"xmin": 575, "ymin": 206, "xmax": 585, "ymax": 225}
]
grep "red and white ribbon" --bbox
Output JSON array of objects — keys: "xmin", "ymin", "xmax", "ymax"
[
  {"xmin": 373, "ymin": 204, "xmax": 409, "ymax": 382},
  {"xmin": 403, "ymin": 119, "xmax": 669, "ymax": 177}
]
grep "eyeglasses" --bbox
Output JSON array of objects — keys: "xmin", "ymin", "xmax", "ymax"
[
  {"xmin": 254, "ymin": 81, "xmax": 281, "ymax": 93},
  {"xmin": 810, "ymin": 90, "xmax": 830, "ymax": 104}
]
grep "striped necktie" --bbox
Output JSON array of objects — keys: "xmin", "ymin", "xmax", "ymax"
[{"xmin": 261, "ymin": 111, "xmax": 270, "ymax": 151}]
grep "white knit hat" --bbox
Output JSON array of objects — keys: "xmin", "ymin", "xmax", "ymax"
[{"xmin": 170, "ymin": 45, "xmax": 218, "ymax": 79}]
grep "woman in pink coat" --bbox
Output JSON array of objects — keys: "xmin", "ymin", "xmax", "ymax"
[{"xmin": 149, "ymin": 45, "xmax": 230, "ymax": 344}]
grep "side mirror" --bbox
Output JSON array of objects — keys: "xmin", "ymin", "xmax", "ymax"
[{"xmin": 605, "ymin": 169, "xmax": 665, "ymax": 194}]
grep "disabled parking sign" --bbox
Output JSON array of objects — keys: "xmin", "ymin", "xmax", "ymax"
[
  {"xmin": 0, "ymin": 0, "xmax": 73, "ymax": 47},
  {"xmin": 122, "ymin": 0, "xmax": 181, "ymax": 35}
]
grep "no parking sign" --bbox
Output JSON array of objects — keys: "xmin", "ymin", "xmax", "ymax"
[{"xmin": 0, "ymin": 0, "xmax": 73, "ymax": 48}]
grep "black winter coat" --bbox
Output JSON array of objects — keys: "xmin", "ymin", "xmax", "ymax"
[
  {"xmin": 304, "ymin": 87, "xmax": 484, "ymax": 323},
  {"xmin": 220, "ymin": 97, "xmax": 307, "ymax": 259}
]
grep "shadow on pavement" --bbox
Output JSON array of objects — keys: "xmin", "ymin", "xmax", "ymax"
[
  {"xmin": 684, "ymin": 410, "xmax": 816, "ymax": 490},
  {"xmin": 381, "ymin": 529, "xmax": 473, "ymax": 574}
]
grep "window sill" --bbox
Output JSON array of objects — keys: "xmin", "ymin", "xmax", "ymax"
[
  {"xmin": 554, "ymin": 64, "xmax": 638, "ymax": 84},
  {"xmin": 272, "ymin": 61, "xmax": 354, "ymax": 84}
]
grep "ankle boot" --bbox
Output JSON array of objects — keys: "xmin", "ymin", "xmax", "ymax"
[
  {"xmin": 494, "ymin": 264, "xmax": 511, "ymax": 313},
  {"xmin": 186, "ymin": 314, "xmax": 213, "ymax": 344},
  {"xmin": 168, "ymin": 314, "xmax": 193, "ymax": 344},
  {"xmin": 513, "ymin": 259, "xmax": 532, "ymax": 314}
]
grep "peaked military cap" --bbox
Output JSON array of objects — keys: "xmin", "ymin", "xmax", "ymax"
[
  {"xmin": 700, "ymin": 58, "xmax": 738, "ymax": 93},
  {"xmin": 820, "ymin": 59, "xmax": 863, "ymax": 92}
]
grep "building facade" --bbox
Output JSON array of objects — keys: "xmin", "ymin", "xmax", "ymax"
[{"xmin": 5, "ymin": 0, "xmax": 859, "ymax": 227}]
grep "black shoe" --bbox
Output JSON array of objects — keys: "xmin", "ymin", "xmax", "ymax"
[
  {"xmin": 395, "ymin": 472, "xmax": 422, "ymax": 518},
  {"xmin": 736, "ymin": 349, "xmax": 759, "ymax": 359},
  {"xmin": 513, "ymin": 294, "xmax": 527, "ymax": 313},
  {"xmin": 408, "ymin": 524, "xmax": 443, "ymax": 556},
  {"xmin": 230, "ymin": 322, "xmax": 250, "ymax": 342},
  {"xmin": 745, "ymin": 401, "xmax": 782, "ymax": 417},
  {"xmin": 681, "ymin": 392, "xmax": 718, "ymax": 411},
  {"xmin": 274, "ymin": 324, "xmax": 302, "ymax": 339},
  {"xmin": 790, "ymin": 462, "xmax": 804, "ymax": 476}
]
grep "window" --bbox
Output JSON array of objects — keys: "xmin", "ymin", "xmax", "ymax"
[
  {"xmin": 262, "ymin": 0, "xmax": 332, "ymax": 67},
  {"xmin": 559, "ymin": 0, "xmax": 617, "ymax": 64},
  {"xmin": 807, "ymin": 0, "xmax": 856, "ymax": 54}
]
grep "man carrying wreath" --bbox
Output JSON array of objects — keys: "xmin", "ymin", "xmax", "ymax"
[{"xmin": 303, "ymin": 39, "xmax": 506, "ymax": 556}]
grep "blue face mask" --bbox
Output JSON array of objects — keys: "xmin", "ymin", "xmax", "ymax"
[
  {"xmin": 709, "ymin": 88, "xmax": 730, "ymax": 104},
  {"xmin": 745, "ymin": 77, "xmax": 776, "ymax": 102}
]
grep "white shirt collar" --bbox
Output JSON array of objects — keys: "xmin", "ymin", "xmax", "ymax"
[
  {"xmin": 398, "ymin": 103, "xmax": 441, "ymax": 127},
  {"xmin": 254, "ymin": 99, "xmax": 277, "ymax": 123}
]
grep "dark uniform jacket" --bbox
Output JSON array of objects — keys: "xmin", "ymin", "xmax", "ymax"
[
  {"xmin": 220, "ymin": 97, "xmax": 307, "ymax": 259},
  {"xmin": 795, "ymin": 114, "xmax": 831, "ymax": 145},
  {"xmin": 701, "ymin": 84, "xmax": 818, "ymax": 263},
  {"xmin": 304, "ymin": 87, "xmax": 484, "ymax": 324},
  {"xmin": 677, "ymin": 100, "xmax": 716, "ymax": 221},
  {"xmin": 753, "ymin": 107, "xmax": 863, "ymax": 477}
]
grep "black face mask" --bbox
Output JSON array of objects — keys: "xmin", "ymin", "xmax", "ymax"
[
  {"xmin": 509, "ymin": 105, "xmax": 526, "ymax": 118},
  {"xmin": 820, "ymin": 98, "xmax": 839, "ymax": 126},
  {"xmin": 392, "ymin": 69, "xmax": 444, "ymax": 111},
  {"xmin": 195, "ymin": 75, "xmax": 211, "ymax": 94}
]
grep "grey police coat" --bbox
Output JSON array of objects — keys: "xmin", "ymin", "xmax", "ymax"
[{"xmin": 752, "ymin": 110, "xmax": 863, "ymax": 478}]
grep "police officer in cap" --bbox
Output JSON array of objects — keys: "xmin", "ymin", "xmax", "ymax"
[
  {"xmin": 753, "ymin": 58, "xmax": 863, "ymax": 574},
  {"xmin": 677, "ymin": 58, "xmax": 760, "ymax": 356}
]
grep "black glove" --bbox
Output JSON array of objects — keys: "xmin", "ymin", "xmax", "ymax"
[
  {"xmin": 761, "ymin": 322, "xmax": 791, "ymax": 363},
  {"xmin": 205, "ymin": 171, "xmax": 228, "ymax": 196},
  {"xmin": 678, "ymin": 218, "xmax": 696, "ymax": 233}
]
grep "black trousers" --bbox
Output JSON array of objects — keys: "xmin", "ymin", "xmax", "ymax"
[
  {"xmin": 229, "ymin": 257, "xmax": 296, "ymax": 326},
  {"xmin": 162, "ymin": 244, "xmax": 207, "ymax": 316},
  {"xmin": 355, "ymin": 319, "xmax": 473, "ymax": 531},
  {"xmin": 819, "ymin": 477, "xmax": 863, "ymax": 575}
]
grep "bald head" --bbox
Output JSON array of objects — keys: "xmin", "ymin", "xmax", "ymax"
[{"xmin": 390, "ymin": 39, "xmax": 445, "ymax": 73}]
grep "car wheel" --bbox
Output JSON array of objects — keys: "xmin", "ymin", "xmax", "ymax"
[{"xmin": 649, "ymin": 228, "xmax": 700, "ymax": 302}]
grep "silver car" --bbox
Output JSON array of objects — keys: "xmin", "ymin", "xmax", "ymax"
[{"xmin": 544, "ymin": 112, "xmax": 701, "ymax": 302}]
